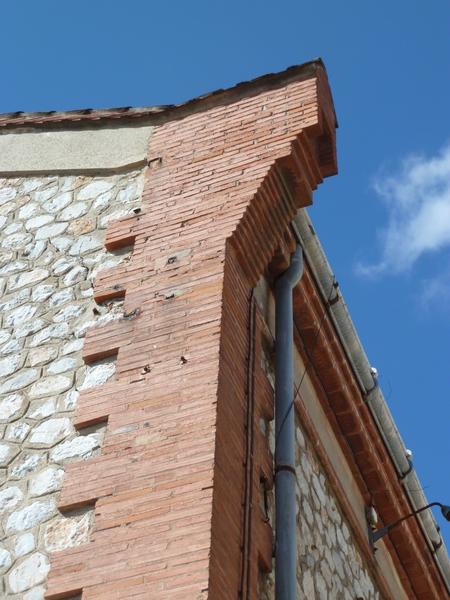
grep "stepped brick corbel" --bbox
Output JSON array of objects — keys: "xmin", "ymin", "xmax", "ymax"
[{"xmin": 44, "ymin": 63, "xmax": 337, "ymax": 600}]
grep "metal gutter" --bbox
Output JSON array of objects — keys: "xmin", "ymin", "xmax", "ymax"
[{"xmin": 293, "ymin": 208, "xmax": 450, "ymax": 592}]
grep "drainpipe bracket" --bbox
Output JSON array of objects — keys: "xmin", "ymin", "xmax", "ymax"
[
  {"xmin": 363, "ymin": 381, "xmax": 378, "ymax": 403},
  {"xmin": 399, "ymin": 459, "xmax": 414, "ymax": 481},
  {"xmin": 275, "ymin": 464, "xmax": 296, "ymax": 476}
]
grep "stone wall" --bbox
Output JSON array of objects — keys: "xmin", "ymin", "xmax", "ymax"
[
  {"xmin": 260, "ymin": 416, "xmax": 380, "ymax": 600},
  {"xmin": 0, "ymin": 171, "xmax": 144, "ymax": 599}
]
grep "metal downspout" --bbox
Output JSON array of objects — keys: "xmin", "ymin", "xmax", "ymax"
[{"xmin": 275, "ymin": 245, "xmax": 304, "ymax": 600}]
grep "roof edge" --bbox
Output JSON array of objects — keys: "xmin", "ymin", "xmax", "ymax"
[{"xmin": 0, "ymin": 59, "xmax": 337, "ymax": 130}]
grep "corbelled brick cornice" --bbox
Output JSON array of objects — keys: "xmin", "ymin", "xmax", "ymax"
[{"xmin": 45, "ymin": 64, "xmax": 335, "ymax": 600}]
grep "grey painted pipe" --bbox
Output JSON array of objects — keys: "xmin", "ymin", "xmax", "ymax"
[{"xmin": 275, "ymin": 245, "xmax": 304, "ymax": 600}]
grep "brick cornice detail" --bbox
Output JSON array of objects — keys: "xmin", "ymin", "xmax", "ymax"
[{"xmin": 45, "ymin": 68, "xmax": 334, "ymax": 600}]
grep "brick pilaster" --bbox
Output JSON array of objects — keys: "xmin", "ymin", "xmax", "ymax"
[{"xmin": 45, "ymin": 63, "xmax": 336, "ymax": 600}]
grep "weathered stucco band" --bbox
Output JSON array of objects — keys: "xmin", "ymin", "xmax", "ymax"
[{"xmin": 0, "ymin": 125, "xmax": 153, "ymax": 174}]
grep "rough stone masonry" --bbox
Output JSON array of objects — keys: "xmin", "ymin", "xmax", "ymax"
[
  {"xmin": 0, "ymin": 171, "xmax": 144, "ymax": 599},
  {"xmin": 260, "ymin": 419, "xmax": 380, "ymax": 600}
]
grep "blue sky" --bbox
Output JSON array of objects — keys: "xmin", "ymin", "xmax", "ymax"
[{"xmin": 2, "ymin": 1, "xmax": 450, "ymax": 541}]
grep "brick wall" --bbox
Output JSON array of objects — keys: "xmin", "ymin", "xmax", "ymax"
[{"xmin": 43, "ymin": 65, "xmax": 335, "ymax": 599}]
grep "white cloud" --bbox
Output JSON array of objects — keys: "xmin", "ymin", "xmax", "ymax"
[
  {"xmin": 357, "ymin": 144, "xmax": 450, "ymax": 277},
  {"xmin": 420, "ymin": 269, "xmax": 450, "ymax": 310}
]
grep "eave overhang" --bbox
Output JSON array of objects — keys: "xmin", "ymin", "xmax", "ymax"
[{"xmin": 0, "ymin": 59, "xmax": 337, "ymax": 132}]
